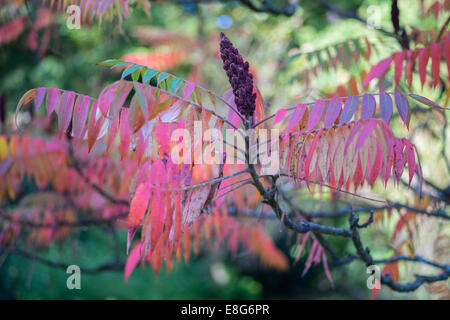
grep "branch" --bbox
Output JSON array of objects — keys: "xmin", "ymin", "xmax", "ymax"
[
  {"xmin": 0, "ymin": 209, "xmax": 128, "ymax": 228},
  {"xmin": 2, "ymin": 246, "xmax": 125, "ymax": 274},
  {"xmin": 67, "ymin": 144, "xmax": 129, "ymax": 206},
  {"xmin": 348, "ymin": 209, "xmax": 450, "ymax": 293}
]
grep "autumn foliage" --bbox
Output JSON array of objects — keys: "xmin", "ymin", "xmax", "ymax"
[{"xmin": 1, "ymin": 0, "xmax": 449, "ymax": 299}]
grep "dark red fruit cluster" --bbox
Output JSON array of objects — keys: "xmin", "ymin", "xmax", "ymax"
[{"xmin": 219, "ymin": 32, "xmax": 256, "ymax": 117}]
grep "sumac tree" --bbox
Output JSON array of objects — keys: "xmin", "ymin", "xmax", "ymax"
[{"xmin": 1, "ymin": 0, "xmax": 449, "ymax": 299}]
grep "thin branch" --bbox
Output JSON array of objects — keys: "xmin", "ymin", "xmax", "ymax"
[
  {"xmin": 348, "ymin": 209, "xmax": 450, "ymax": 293},
  {"xmin": 2, "ymin": 246, "xmax": 125, "ymax": 274},
  {"xmin": 0, "ymin": 209, "xmax": 128, "ymax": 229},
  {"xmin": 68, "ymin": 145, "xmax": 129, "ymax": 206},
  {"xmin": 436, "ymin": 14, "xmax": 450, "ymax": 42}
]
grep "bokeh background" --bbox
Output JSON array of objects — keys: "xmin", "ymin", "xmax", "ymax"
[{"xmin": 0, "ymin": 0, "xmax": 449, "ymax": 299}]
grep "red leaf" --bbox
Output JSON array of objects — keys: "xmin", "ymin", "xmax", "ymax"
[
  {"xmin": 307, "ymin": 99, "xmax": 325, "ymax": 131},
  {"xmin": 127, "ymin": 183, "xmax": 152, "ymax": 253},
  {"xmin": 363, "ymin": 56, "xmax": 393, "ymax": 88},
  {"xmin": 418, "ymin": 48, "xmax": 429, "ymax": 87},
  {"xmin": 368, "ymin": 140, "xmax": 382, "ymax": 186},
  {"xmin": 124, "ymin": 242, "xmax": 143, "ymax": 282},
  {"xmin": 150, "ymin": 160, "xmax": 166, "ymax": 251},
  {"xmin": 405, "ymin": 50, "xmax": 416, "ymax": 88},
  {"xmin": 444, "ymin": 37, "xmax": 450, "ymax": 82},
  {"xmin": 404, "ymin": 139, "xmax": 416, "ymax": 186},
  {"xmin": 379, "ymin": 92, "xmax": 393, "ymax": 123},
  {"xmin": 430, "ymin": 43, "xmax": 441, "ymax": 87},
  {"xmin": 361, "ymin": 94, "xmax": 376, "ymax": 120},
  {"xmin": 393, "ymin": 139, "xmax": 405, "ymax": 183},
  {"xmin": 393, "ymin": 51, "xmax": 404, "ymax": 86}
]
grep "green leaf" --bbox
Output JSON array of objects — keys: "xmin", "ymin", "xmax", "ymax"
[
  {"xmin": 131, "ymin": 68, "xmax": 141, "ymax": 82},
  {"xmin": 111, "ymin": 61, "xmax": 133, "ymax": 69},
  {"xmin": 157, "ymin": 72, "xmax": 171, "ymax": 85},
  {"xmin": 316, "ymin": 51, "xmax": 326, "ymax": 70},
  {"xmin": 98, "ymin": 59, "xmax": 120, "ymax": 67},
  {"xmin": 408, "ymin": 94, "xmax": 444, "ymax": 109},
  {"xmin": 286, "ymin": 53, "xmax": 302, "ymax": 64},
  {"xmin": 143, "ymin": 69, "xmax": 159, "ymax": 84},
  {"xmin": 122, "ymin": 64, "xmax": 142, "ymax": 79},
  {"xmin": 133, "ymin": 82, "xmax": 148, "ymax": 119},
  {"xmin": 352, "ymin": 39, "xmax": 362, "ymax": 54},
  {"xmin": 169, "ymin": 77, "xmax": 183, "ymax": 94}
]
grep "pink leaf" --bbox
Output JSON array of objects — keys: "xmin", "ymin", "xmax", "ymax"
[
  {"xmin": 56, "ymin": 91, "xmax": 75, "ymax": 135},
  {"xmin": 361, "ymin": 94, "xmax": 376, "ymax": 120},
  {"xmin": 294, "ymin": 232, "xmax": 310, "ymax": 265},
  {"xmin": 127, "ymin": 183, "xmax": 152, "ymax": 253},
  {"xmin": 339, "ymin": 96, "xmax": 358, "ymax": 124},
  {"xmin": 183, "ymin": 81, "xmax": 196, "ymax": 99},
  {"xmin": 323, "ymin": 97, "xmax": 342, "ymax": 129},
  {"xmin": 307, "ymin": 99, "xmax": 325, "ymax": 131},
  {"xmin": 303, "ymin": 129, "xmax": 323, "ymax": 189},
  {"xmin": 87, "ymin": 101, "xmax": 103, "ymax": 152},
  {"xmin": 363, "ymin": 56, "xmax": 393, "ymax": 88},
  {"xmin": 272, "ymin": 108, "xmax": 287, "ymax": 126},
  {"xmin": 321, "ymin": 251, "xmax": 334, "ymax": 288},
  {"xmin": 106, "ymin": 115, "xmax": 119, "ymax": 152},
  {"xmin": 124, "ymin": 242, "xmax": 143, "ymax": 282},
  {"xmin": 34, "ymin": 87, "xmax": 46, "ymax": 112},
  {"xmin": 284, "ymin": 104, "xmax": 307, "ymax": 133},
  {"xmin": 379, "ymin": 92, "xmax": 393, "ymax": 123},
  {"xmin": 72, "ymin": 94, "xmax": 90, "ymax": 142},
  {"xmin": 45, "ymin": 88, "xmax": 60, "ymax": 117},
  {"xmin": 119, "ymin": 108, "xmax": 131, "ymax": 160},
  {"xmin": 394, "ymin": 92, "xmax": 409, "ymax": 128},
  {"xmin": 301, "ymin": 240, "xmax": 318, "ymax": 277},
  {"xmin": 355, "ymin": 120, "xmax": 377, "ymax": 151}
]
